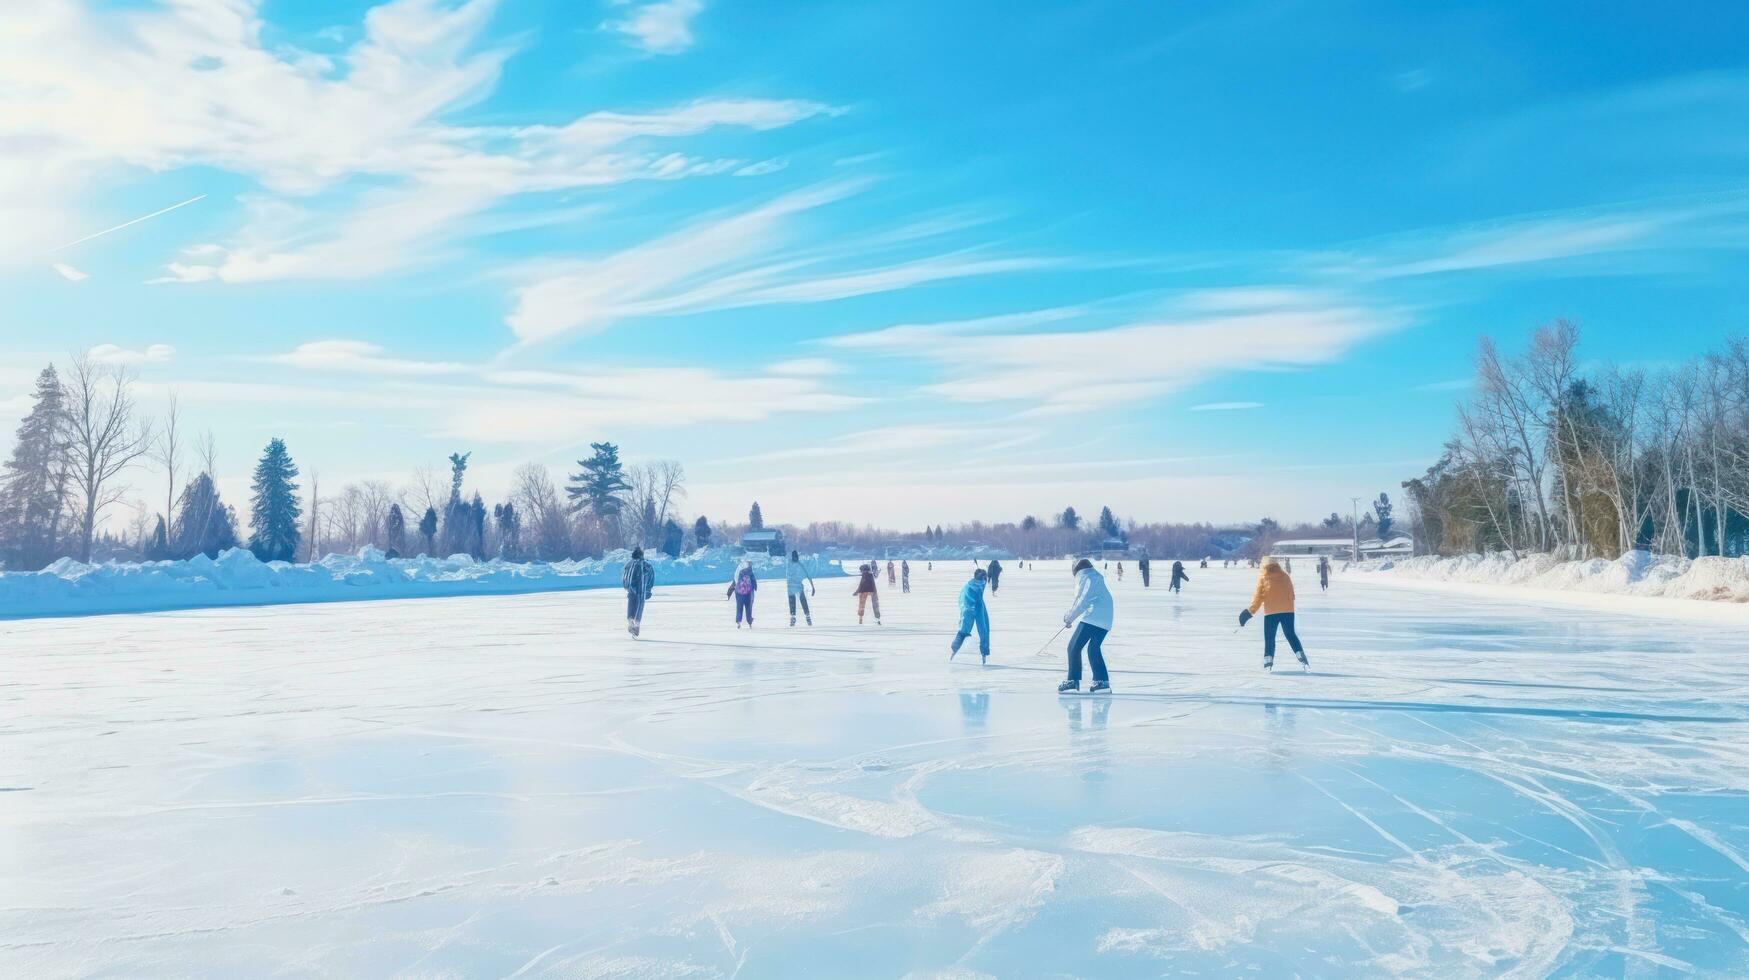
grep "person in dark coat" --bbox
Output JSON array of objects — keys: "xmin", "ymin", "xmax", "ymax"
[
  {"xmin": 622, "ymin": 547, "xmax": 654, "ymax": 637},
  {"xmin": 987, "ymin": 558, "xmax": 1004, "ymax": 594},
  {"xmin": 854, "ymin": 563, "xmax": 882, "ymax": 624},
  {"xmin": 727, "ymin": 559, "xmax": 758, "ymax": 628},
  {"xmin": 1138, "ymin": 556, "xmax": 1151, "ymax": 587},
  {"xmin": 1169, "ymin": 560, "xmax": 1190, "ymax": 593}
]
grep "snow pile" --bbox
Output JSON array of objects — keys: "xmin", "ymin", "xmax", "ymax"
[
  {"xmin": 0, "ymin": 546, "xmax": 845, "ymax": 619},
  {"xmin": 1356, "ymin": 549, "xmax": 1749, "ymax": 603}
]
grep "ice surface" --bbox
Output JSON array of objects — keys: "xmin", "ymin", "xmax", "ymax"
[
  {"xmin": 0, "ymin": 546, "xmax": 847, "ymax": 620},
  {"xmin": 3, "ymin": 563, "xmax": 1747, "ymax": 976}
]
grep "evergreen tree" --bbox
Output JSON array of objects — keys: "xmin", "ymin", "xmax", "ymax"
[
  {"xmin": 418, "ymin": 506, "xmax": 438, "ymax": 555},
  {"xmin": 566, "ymin": 442, "xmax": 630, "ymax": 520},
  {"xmin": 470, "ymin": 492, "xmax": 487, "ymax": 559},
  {"xmin": 1321, "ymin": 512, "xmax": 1345, "ymax": 530},
  {"xmin": 1059, "ymin": 506, "xmax": 1081, "ymax": 530},
  {"xmin": 660, "ymin": 518, "xmax": 684, "ymax": 557},
  {"xmin": 749, "ymin": 501, "xmax": 764, "ymax": 529},
  {"xmin": 0, "ymin": 366, "xmax": 70, "ymax": 570},
  {"xmin": 1098, "ymin": 506, "xmax": 1123, "ymax": 540},
  {"xmin": 1021, "ymin": 515, "xmax": 1039, "ymax": 532},
  {"xmin": 172, "ymin": 472, "xmax": 239, "ymax": 559},
  {"xmin": 1374, "ymin": 492, "xmax": 1395, "ymax": 541},
  {"xmin": 248, "ymin": 438, "xmax": 302, "ymax": 562},
  {"xmin": 693, "ymin": 515, "xmax": 712, "ymax": 549},
  {"xmin": 494, "ymin": 502, "xmax": 521, "ymax": 560},
  {"xmin": 385, "ymin": 504, "xmax": 407, "ymax": 555},
  {"xmin": 146, "ymin": 515, "xmax": 169, "ymax": 561}
]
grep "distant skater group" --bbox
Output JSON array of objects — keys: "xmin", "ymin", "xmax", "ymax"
[{"xmin": 619, "ymin": 545, "xmax": 1316, "ymax": 692}]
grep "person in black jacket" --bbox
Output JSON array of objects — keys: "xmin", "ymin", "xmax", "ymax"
[
  {"xmin": 987, "ymin": 558, "xmax": 1004, "ymax": 594},
  {"xmin": 622, "ymin": 547, "xmax": 654, "ymax": 637},
  {"xmin": 1169, "ymin": 560, "xmax": 1190, "ymax": 593},
  {"xmin": 1138, "ymin": 556, "xmax": 1151, "ymax": 587}
]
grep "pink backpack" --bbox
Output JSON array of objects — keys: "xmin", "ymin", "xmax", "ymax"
[{"xmin": 735, "ymin": 570, "xmax": 754, "ymax": 595}]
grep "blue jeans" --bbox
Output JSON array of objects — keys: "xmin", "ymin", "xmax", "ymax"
[
  {"xmin": 952, "ymin": 607, "xmax": 990, "ymax": 656},
  {"xmin": 735, "ymin": 592, "xmax": 754, "ymax": 624},
  {"xmin": 1066, "ymin": 623, "xmax": 1108, "ymax": 683},
  {"xmin": 1263, "ymin": 612, "xmax": 1304, "ymax": 664},
  {"xmin": 787, "ymin": 591, "xmax": 811, "ymax": 618}
]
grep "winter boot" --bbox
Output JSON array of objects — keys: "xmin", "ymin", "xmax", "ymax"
[
  {"xmin": 1089, "ymin": 680, "xmax": 1111, "ymax": 694},
  {"xmin": 1057, "ymin": 679, "xmax": 1079, "ymax": 694}
]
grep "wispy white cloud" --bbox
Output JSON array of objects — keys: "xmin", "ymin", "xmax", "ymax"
[
  {"xmin": 51, "ymin": 262, "xmax": 88, "ymax": 282},
  {"xmin": 767, "ymin": 358, "xmax": 843, "ymax": 377},
  {"xmin": 1189, "ymin": 401, "xmax": 1264, "ymax": 411},
  {"xmin": 89, "ymin": 343, "xmax": 175, "ymax": 365},
  {"xmin": 605, "ymin": 0, "xmax": 705, "ymax": 55},
  {"xmin": 505, "ymin": 181, "xmax": 1059, "ymax": 347},
  {"xmin": 267, "ymin": 340, "xmax": 470, "ymax": 376},
  {"xmin": 832, "ymin": 290, "xmax": 1397, "ymax": 415},
  {"xmin": 0, "ymin": 1, "xmax": 833, "ymax": 278}
]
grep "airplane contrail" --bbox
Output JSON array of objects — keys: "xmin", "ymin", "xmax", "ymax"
[{"xmin": 51, "ymin": 194, "xmax": 207, "ymax": 253}]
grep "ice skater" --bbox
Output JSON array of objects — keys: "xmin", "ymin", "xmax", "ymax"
[
  {"xmin": 1169, "ymin": 560, "xmax": 1190, "ymax": 593},
  {"xmin": 1058, "ymin": 559, "xmax": 1114, "ymax": 695},
  {"xmin": 887, "ymin": 560, "xmax": 896, "ymax": 585},
  {"xmin": 1139, "ymin": 555, "xmax": 1151, "ymax": 588},
  {"xmin": 855, "ymin": 562, "xmax": 882, "ymax": 624},
  {"xmin": 987, "ymin": 558, "xmax": 1003, "ymax": 594},
  {"xmin": 1317, "ymin": 555, "xmax": 1330, "ymax": 592},
  {"xmin": 786, "ymin": 550, "xmax": 816, "ymax": 626},
  {"xmin": 622, "ymin": 547, "xmax": 654, "ymax": 638},
  {"xmin": 1116, "ymin": 561, "xmax": 1124, "ymax": 581},
  {"xmin": 727, "ymin": 559, "xmax": 758, "ymax": 628},
  {"xmin": 949, "ymin": 567, "xmax": 991, "ymax": 663},
  {"xmin": 901, "ymin": 560, "xmax": 911, "ymax": 593},
  {"xmin": 1238, "ymin": 557, "xmax": 1308, "ymax": 672}
]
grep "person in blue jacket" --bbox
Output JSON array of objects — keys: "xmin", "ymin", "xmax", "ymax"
[{"xmin": 950, "ymin": 567, "xmax": 991, "ymax": 663}]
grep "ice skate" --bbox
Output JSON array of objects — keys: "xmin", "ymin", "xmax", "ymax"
[
  {"xmin": 1263, "ymin": 659, "xmax": 1274, "ymax": 673},
  {"xmin": 1089, "ymin": 680, "xmax": 1111, "ymax": 694},
  {"xmin": 1296, "ymin": 650, "xmax": 1310, "ymax": 672},
  {"xmin": 1057, "ymin": 679, "xmax": 1079, "ymax": 694}
]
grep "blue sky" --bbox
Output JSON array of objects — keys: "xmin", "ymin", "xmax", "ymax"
[{"xmin": 4, "ymin": 0, "xmax": 1748, "ymax": 529}]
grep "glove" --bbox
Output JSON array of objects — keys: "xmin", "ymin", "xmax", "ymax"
[
  {"xmin": 1238, "ymin": 609, "xmax": 1252, "ymax": 628},
  {"xmin": 1063, "ymin": 615, "xmax": 1073, "ymax": 628}
]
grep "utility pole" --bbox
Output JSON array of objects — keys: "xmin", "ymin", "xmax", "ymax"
[{"xmin": 1350, "ymin": 496, "xmax": 1362, "ymax": 563}]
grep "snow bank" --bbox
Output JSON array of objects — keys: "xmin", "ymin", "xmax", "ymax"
[
  {"xmin": 823, "ymin": 545, "xmax": 1013, "ymax": 561},
  {"xmin": 0, "ymin": 546, "xmax": 847, "ymax": 620},
  {"xmin": 1354, "ymin": 549, "xmax": 1749, "ymax": 603}
]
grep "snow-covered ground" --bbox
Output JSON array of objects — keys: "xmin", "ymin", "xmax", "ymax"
[
  {"xmin": 1356, "ymin": 549, "xmax": 1749, "ymax": 604},
  {"xmin": 0, "ymin": 546, "xmax": 847, "ymax": 620},
  {"xmin": 4, "ymin": 562, "xmax": 1746, "ymax": 976}
]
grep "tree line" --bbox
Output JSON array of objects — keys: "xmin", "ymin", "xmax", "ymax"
[{"xmin": 1403, "ymin": 320, "xmax": 1749, "ymax": 560}]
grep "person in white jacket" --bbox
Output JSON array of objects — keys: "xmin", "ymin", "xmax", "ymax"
[
  {"xmin": 1059, "ymin": 558, "xmax": 1113, "ymax": 694},
  {"xmin": 785, "ymin": 550, "xmax": 816, "ymax": 626}
]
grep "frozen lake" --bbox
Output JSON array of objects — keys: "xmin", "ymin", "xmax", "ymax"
[{"xmin": 4, "ymin": 561, "xmax": 1747, "ymax": 977}]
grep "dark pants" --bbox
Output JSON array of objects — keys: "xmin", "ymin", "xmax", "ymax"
[
  {"xmin": 735, "ymin": 593, "xmax": 754, "ymax": 624},
  {"xmin": 788, "ymin": 591, "xmax": 811, "ymax": 618},
  {"xmin": 1263, "ymin": 612, "xmax": 1304, "ymax": 664},
  {"xmin": 1141, "ymin": 568, "xmax": 1150, "ymax": 587},
  {"xmin": 626, "ymin": 590, "xmax": 646, "ymax": 623},
  {"xmin": 990, "ymin": 573, "xmax": 1000, "ymax": 593},
  {"xmin": 1066, "ymin": 622, "xmax": 1109, "ymax": 683}
]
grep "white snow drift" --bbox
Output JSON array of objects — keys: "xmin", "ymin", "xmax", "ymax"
[
  {"xmin": 1356, "ymin": 549, "xmax": 1749, "ymax": 602},
  {"xmin": 0, "ymin": 546, "xmax": 846, "ymax": 619}
]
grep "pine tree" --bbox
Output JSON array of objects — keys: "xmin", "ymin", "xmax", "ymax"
[
  {"xmin": 385, "ymin": 504, "xmax": 407, "ymax": 555},
  {"xmin": 470, "ymin": 492, "xmax": 487, "ymax": 559},
  {"xmin": 494, "ymin": 502, "xmax": 521, "ymax": 560},
  {"xmin": 566, "ymin": 442, "xmax": 630, "ymax": 520},
  {"xmin": 248, "ymin": 438, "xmax": 302, "ymax": 562},
  {"xmin": 693, "ymin": 515, "xmax": 712, "ymax": 549},
  {"xmin": 1098, "ymin": 506, "xmax": 1122, "ymax": 540},
  {"xmin": 1059, "ymin": 507, "xmax": 1080, "ymax": 530},
  {"xmin": 418, "ymin": 506, "xmax": 438, "ymax": 555},
  {"xmin": 1374, "ymin": 492, "xmax": 1395, "ymax": 541},
  {"xmin": 748, "ymin": 501, "xmax": 764, "ymax": 529},
  {"xmin": 0, "ymin": 366, "xmax": 70, "ymax": 570},
  {"xmin": 172, "ymin": 473, "xmax": 238, "ymax": 560},
  {"xmin": 660, "ymin": 518, "xmax": 684, "ymax": 557},
  {"xmin": 147, "ymin": 515, "xmax": 169, "ymax": 561},
  {"xmin": 1021, "ymin": 515, "xmax": 1039, "ymax": 532}
]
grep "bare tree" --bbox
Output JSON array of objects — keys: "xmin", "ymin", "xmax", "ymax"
[
  {"xmin": 63, "ymin": 352, "xmax": 154, "ymax": 562},
  {"xmin": 152, "ymin": 390, "xmax": 182, "ymax": 541}
]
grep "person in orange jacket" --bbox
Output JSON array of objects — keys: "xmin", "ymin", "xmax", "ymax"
[{"xmin": 1239, "ymin": 557, "xmax": 1309, "ymax": 672}]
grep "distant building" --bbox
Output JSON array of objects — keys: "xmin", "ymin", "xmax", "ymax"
[
  {"xmin": 740, "ymin": 528, "xmax": 786, "ymax": 555},
  {"xmin": 1093, "ymin": 537, "xmax": 1130, "ymax": 558},
  {"xmin": 1272, "ymin": 535, "xmax": 1415, "ymax": 561}
]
